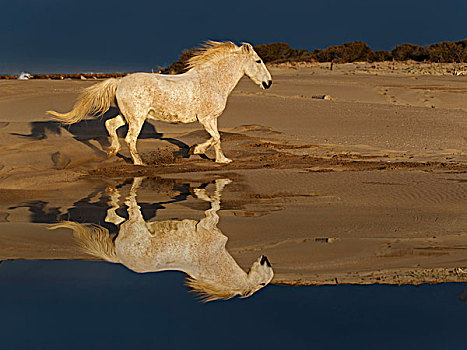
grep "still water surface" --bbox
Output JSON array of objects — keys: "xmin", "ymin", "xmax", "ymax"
[
  {"xmin": 0, "ymin": 176, "xmax": 466, "ymax": 349},
  {"xmin": 0, "ymin": 259, "xmax": 466, "ymax": 349}
]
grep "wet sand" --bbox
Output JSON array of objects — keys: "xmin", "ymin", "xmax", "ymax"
[{"xmin": 0, "ymin": 64, "xmax": 466, "ymax": 285}]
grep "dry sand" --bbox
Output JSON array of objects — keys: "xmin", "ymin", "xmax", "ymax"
[{"xmin": 0, "ymin": 64, "xmax": 466, "ymax": 285}]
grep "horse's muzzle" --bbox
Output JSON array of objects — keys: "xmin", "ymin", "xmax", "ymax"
[
  {"xmin": 262, "ymin": 80, "xmax": 272, "ymax": 89},
  {"xmin": 260, "ymin": 255, "xmax": 271, "ymax": 267}
]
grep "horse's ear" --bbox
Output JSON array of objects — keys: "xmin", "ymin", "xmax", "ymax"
[{"xmin": 241, "ymin": 43, "xmax": 253, "ymax": 53}]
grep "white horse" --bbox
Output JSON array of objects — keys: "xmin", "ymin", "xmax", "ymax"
[
  {"xmin": 47, "ymin": 41, "xmax": 272, "ymax": 165},
  {"xmin": 50, "ymin": 178, "xmax": 274, "ymax": 302}
]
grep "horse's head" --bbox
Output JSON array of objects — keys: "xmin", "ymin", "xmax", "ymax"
[
  {"xmin": 186, "ymin": 254, "xmax": 273, "ymax": 302},
  {"xmin": 241, "ymin": 43, "xmax": 272, "ymax": 90},
  {"xmin": 244, "ymin": 255, "xmax": 274, "ymax": 296}
]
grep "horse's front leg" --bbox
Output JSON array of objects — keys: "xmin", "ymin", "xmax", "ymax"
[
  {"xmin": 195, "ymin": 178, "xmax": 231, "ymax": 231},
  {"xmin": 124, "ymin": 177, "xmax": 144, "ymax": 220},
  {"xmin": 195, "ymin": 117, "xmax": 232, "ymax": 164}
]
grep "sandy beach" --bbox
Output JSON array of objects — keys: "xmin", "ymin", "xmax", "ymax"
[{"xmin": 0, "ymin": 63, "xmax": 466, "ymax": 285}]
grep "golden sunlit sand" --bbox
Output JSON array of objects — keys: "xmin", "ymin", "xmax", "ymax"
[{"xmin": 0, "ymin": 63, "xmax": 466, "ymax": 285}]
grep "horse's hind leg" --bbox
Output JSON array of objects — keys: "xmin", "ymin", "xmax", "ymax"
[
  {"xmin": 104, "ymin": 184, "xmax": 125, "ymax": 226},
  {"xmin": 192, "ymin": 136, "xmax": 214, "ymax": 155},
  {"xmin": 105, "ymin": 115, "xmax": 125, "ymax": 157},
  {"xmin": 125, "ymin": 119, "xmax": 145, "ymax": 165},
  {"xmin": 196, "ymin": 118, "xmax": 232, "ymax": 164}
]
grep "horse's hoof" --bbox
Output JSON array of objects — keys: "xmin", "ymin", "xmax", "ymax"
[
  {"xmin": 106, "ymin": 149, "xmax": 118, "ymax": 158},
  {"xmin": 190, "ymin": 145, "xmax": 206, "ymax": 155},
  {"xmin": 132, "ymin": 159, "xmax": 146, "ymax": 166},
  {"xmin": 216, "ymin": 178, "xmax": 233, "ymax": 186},
  {"xmin": 188, "ymin": 145, "xmax": 196, "ymax": 155},
  {"xmin": 215, "ymin": 158, "xmax": 232, "ymax": 164},
  {"xmin": 105, "ymin": 185, "xmax": 117, "ymax": 193}
]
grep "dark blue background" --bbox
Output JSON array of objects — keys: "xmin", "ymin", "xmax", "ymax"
[
  {"xmin": 0, "ymin": 0, "xmax": 466, "ymax": 73},
  {"xmin": 0, "ymin": 260, "xmax": 466, "ymax": 349}
]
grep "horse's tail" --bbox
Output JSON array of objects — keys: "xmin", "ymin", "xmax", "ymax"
[
  {"xmin": 49, "ymin": 221, "xmax": 120, "ymax": 263},
  {"xmin": 46, "ymin": 78, "xmax": 120, "ymax": 124}
]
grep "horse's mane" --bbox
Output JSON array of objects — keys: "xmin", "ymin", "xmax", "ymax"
[
  {"xmin": 186, "ymin": 276, "xmax": 252, "ymax": 302},
  {"xmin": 187, "ymin": 41, "xmax": 239, "ymax": 69}
]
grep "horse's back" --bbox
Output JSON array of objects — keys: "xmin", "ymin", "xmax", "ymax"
[
  {"xmin": 118, "ymin": 71, "xmax": 198, "ymax": 93},
  {"xmin": 115, "ymin": 219, "xmax": 227, "ymax": 273},
  {"xmin": 116, "ymin": 72, "xmax": 200, "ymax": 121}
]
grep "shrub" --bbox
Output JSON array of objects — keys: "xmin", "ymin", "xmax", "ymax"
[
  {"xmin": 253, "ymin": 42, "xmax": 294, "ymax": 62},
  {"xmin": 165, "ymin": 49, "xmax": 197, "ymax": 74},
  {"xmin": 425, "ymin": 40, "xmax": 467, "ymax": 62},
  {"xmin": 392, "ymin": 40, "xmax": 467, "ymax": 63},
  {"xmin": 163, "ymin": 38, "xmax": 467, "ymax": 73},
  {"xmin": 312, "ymin": 41, "xmax": 373, "ymax": 63},
  {"xmin": 253, "ymin": 43, "xmax": 314, "ymax": 63},
  {"xmin": 370, "ymin": 50, "xmax": 393, "ymax": 62},
  {"xmin": 392, "ymin": 44, "xmax": 429, "ymax": 61}
]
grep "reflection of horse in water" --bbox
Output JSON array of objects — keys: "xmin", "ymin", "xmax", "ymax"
[
  {"xmin": 8, "ymin": 176, "xmax": 201, "ymax": 234},
  {"xmin": 51, "ymin": 178, "xmax": 273, "ymax": 301}
]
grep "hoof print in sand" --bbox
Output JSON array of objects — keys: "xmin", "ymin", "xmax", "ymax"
[{"xmin": 51, "ymin": 151, "xmax": 71, "ymax": 169}]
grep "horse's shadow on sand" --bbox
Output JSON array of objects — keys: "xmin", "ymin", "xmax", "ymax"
[{"xmin": 11, "ymin": 107, "xmax": 202, "ymax": 162}]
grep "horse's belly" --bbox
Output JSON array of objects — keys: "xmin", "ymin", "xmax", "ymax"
[{"xmin": 148, "ymin": 107, "xmax": 197, "ymax": 123}]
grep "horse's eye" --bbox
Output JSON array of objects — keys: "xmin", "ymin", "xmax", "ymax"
[{"xmin": 256, "ymin": 60, "xmax": 262, "ymax": 64}]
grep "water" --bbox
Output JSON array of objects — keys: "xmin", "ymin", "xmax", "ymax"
[
  {"xmin": 0, "ymin": 176, "xmax": 466, "ymax": 349},
  {"xmin": 0, "ymin": 260, "xmax": 466, "ymax": 349}
]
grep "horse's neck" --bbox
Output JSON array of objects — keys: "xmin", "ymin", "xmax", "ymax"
[
  {"xmin": 197, "ymin": 56, "xmax": 245, "ymax": 98},
  {"xmin": 185, "ymin": 248, "xmax": 250, "ymax": 290}
]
